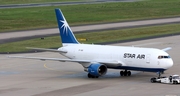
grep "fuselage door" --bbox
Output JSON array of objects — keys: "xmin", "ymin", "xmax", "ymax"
[{"xmin": 146, "ymin": 54, "xmax": 151, "ymax": 63}]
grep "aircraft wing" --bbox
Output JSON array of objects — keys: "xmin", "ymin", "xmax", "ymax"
[
  {"xmin": 8, "ymin": 56, "xmax": 123, "ymax": 66},
  {"xmin": 8, "ymin": 56, "xmax": 88, "ymax": 62},
  {"xmin": 26, "ymin": 47, "xmax": 67, "ymax": 53}
]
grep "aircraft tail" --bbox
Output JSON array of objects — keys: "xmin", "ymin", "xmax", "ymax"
[{"xmin": 55, "ymin": 8, "xmax": 79, "ymax": 46}]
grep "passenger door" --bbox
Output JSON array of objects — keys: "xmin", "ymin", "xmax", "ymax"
[{"xmin": 146, "ymin": 54, "xmax": 150, "ymax": 64}]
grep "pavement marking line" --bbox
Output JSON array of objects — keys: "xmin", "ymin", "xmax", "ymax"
[{"xmin": 43, "ymin": 64, "xmax": 56, "ymax": 70}]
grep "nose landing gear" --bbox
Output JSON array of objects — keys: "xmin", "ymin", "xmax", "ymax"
[
  {"xmin": 120, "ymin": 70, "xmax": 131, "ymax": 76},
  {"xmin": 157, "ymin": 71, "xmax": 164, "ymax": 78}
]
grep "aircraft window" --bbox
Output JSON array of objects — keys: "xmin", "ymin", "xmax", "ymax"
[
  {"xmin": 164, "ymin": 56, "xmax": 170, "ymax": 58},
  {"xmin": 158, "ymin": 55, "xmax": 171, "ymax": 59},
  {"xmin": 158, "ymin": 56, "xmax": 161, "ymax": 59}
]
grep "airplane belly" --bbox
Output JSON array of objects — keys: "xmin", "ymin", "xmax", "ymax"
[{"xmin": 109, "ymin": 66, "xmax": 166, "ymax": 72}]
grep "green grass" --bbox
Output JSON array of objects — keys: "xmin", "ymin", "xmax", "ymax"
[
  {"xmin": 1, "ymin": 0, "xmax": 180, "ymax": 32},
  {"xmin": 0, "ymin": 0, "xmax": 83, "ymax": 5},
  {"xmin": 1, "ymin": 23, "xmax": 180, "ymax": 53}
]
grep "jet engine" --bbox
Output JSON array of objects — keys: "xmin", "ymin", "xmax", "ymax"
[{"xmin": 86, "ymin": 63, "xmax": 107, "ymax": 77}]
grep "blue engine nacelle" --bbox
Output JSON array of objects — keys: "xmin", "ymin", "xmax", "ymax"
[{"xmin": 88, "ymin": 63, "xmax": 107, "ymax": 76}]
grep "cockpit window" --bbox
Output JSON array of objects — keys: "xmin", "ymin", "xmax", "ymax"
[{"xmin": 158, "ymin": 55, "xmax": 171, "ymax": 59}]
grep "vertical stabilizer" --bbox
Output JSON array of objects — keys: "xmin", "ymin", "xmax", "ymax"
[{"xmin": 55, "ymin": 9, "xmax": 79, "ymax": 46}]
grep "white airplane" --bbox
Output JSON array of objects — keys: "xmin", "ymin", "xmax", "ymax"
[{"xmin": 9, "ymin": 8, "xmax": 173, "ymax": 78}]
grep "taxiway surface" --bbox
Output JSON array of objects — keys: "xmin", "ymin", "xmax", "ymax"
[
  {"xmin": 0, "ymin": 0, "xmax": 138, "ymax": 9},
  {"xmin": 0, "ymin": 35, "xmax": 180, "ymax": 96},
  {"xmin": 1, "ymin": 17, "xmax": 180, "ymax": 44}
]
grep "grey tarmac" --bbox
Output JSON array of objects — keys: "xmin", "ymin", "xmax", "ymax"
[
  {"xmin": 0, "ymin": 35, "xmax": 180, "ymax": 96},
  {"xmin": 1, "ymin": 17, "xmax": 180, "ymax": 44}
]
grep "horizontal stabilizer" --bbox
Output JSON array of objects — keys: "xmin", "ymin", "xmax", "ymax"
[{"xmin": 161, "ymin": 47, "xmax": 172, "ymax": 52}]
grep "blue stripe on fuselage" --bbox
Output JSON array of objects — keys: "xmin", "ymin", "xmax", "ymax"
[{"xmin": 109, "ymin": 66, "xmax": 166, "ymax": 72}]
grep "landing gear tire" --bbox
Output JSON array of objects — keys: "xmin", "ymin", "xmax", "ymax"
[
  {"xmin": 88, "ymin": 73, "xmax": 92, "ymax": 78},
  {"xmin": 173, "ymin": 81, "xmax": 178, "ymax": 84},
  {"xmin": 127, "ymin": 71, "xmax": 131, "ymax": 76},
  {"xmin": 124, "ymin": 71, "xmax": 127, "ymax": 76},
  {"xmin": 87, "ymin": 73, "xmax": 99, "ymax": 78},
  {"xmin": 120, "ymin": 70, "xmax": 131, "ymax": 76},
  {"xmin": 95, "ymin": 76, "xmax": 99, "ymax": 78},
  {"xmin": 120, "ymin": 71, "xmax": 124, "ymax": 76}
]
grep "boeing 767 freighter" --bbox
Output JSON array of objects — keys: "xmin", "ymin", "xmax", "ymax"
[{"xmin": 9, "ymin": 9, "xmax": 173, "ymax": 78}]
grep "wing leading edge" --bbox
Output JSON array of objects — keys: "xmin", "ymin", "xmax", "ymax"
[{"xmin": 8, "ymin": 56, "xmax": 123, "ymax": 67}]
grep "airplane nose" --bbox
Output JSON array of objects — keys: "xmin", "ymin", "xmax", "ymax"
[{"xmin": 166, "ymin": 59, "xmax": 173, "ymax": 68}]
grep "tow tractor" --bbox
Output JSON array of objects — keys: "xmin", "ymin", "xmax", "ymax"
[{"xmin": 151, "ymin": 74, "xmax": 180, "ymax": 84}]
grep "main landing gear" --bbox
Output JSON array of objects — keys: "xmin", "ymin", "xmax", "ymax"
[
  {"xmin": 87, "ymin": 73, "xmax": 99, "ymax": 78},
  {"xmin": 120, "ymin": 70, "xmax": 131, "ymax": 76}
]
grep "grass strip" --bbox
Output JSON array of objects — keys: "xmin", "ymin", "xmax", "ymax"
[
  {"xmin": 0, "ymin": 0, "xmax": 82, "ymax": 5},
  {"xmin": 1, "ymin": 0, "xmax": 180, "ymax": 32},
  {"xmin": 0, "ymin": 23, "xmax": 180, "ymax": 53}
]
